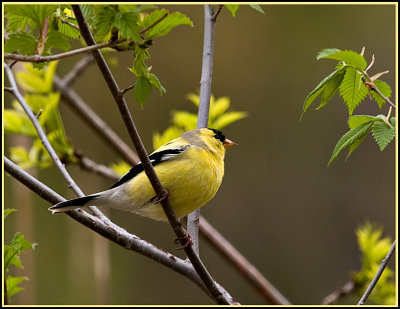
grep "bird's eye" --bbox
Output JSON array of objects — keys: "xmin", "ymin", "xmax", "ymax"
[{"xmin": 209, "ymin": 128, "xmax": 225, "ymax": 143}]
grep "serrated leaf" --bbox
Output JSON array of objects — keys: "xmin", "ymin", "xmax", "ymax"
[
  {"xmin": 146, "ymin": 11, "xmax": 192, "ymax": 40},
  {"xmin": 130, "ymin": 46, "xmax": 150, "ymax": 77},
  {"xmin": 250, "ymin": 4, "xmax": 265, "ymax": 14},
  {"xmin": 15, "ymin": 61, "xmax": 58, "ymax": 93},
  {"xmin": 226, "ymin": 5, "xmax": 240, "ymax": 17},
  {"xmin": 339, "ymin": 68, "xmax": 368, "ymax": 115},
  {"xmin": 5, "ymin": 5, "xmax": 57, "ymax": 30},
  {"xmin": 5, "ymin": 232, "xmax": 37, "ymax": 271},
  {"xmin": 372, "ymin": 118, "xmax": 395, "ymax": 151},
  {"xmin": 133, "ymin": 76, "xmax": 152, "ymax": 107},
  {"xmin": 5, "ymin": 11, "xmax": 31, "ymax": 32},
  {"xmin": 317, "ymin": 68, "xmax": 346, "ymax": 109},
  {"xmin": 56, "ymin": 19, "xmax": 80, "ymax": 39},
  {"xmin": 44, "ymin": 30, "xmax": 70, "ymax": 54},
  {"xmin": 348, "ymin": 114, "xmax": 386, "ymax": 129},
  {"xmin": 6, "ymin": 276, "xmax": 28, "ymax": 299},
  {"xmin": 147, "ymin": 73, "xmax": 166, "ymax": 95},
  {"xmin": 301, "ymin": 68, "xmax": 344, "ymax": 119},
  {"xmin": 371, "ymin": 80, "xmax": 392, "ymax": 109},
  {"xmin": 318, "ymin": 48, "xmax": 367, "ymax": 69},
  {"xmin": 328, "ymin": 121, "xmax": 373, "ymax": 165},
  {"xmin": 5, "ymin": 32, "xmax": 38, "ymax": 55},
  {"xmin": 115, "ymin": 11, "xmax": 140, "ymax": 42},
  {"xmin": 94, "ymin": 6, "xmax": 116, "ymax": 40}
]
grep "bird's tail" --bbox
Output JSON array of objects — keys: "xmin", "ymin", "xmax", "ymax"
[{"xmin": 49, "ymin": 194, "xmax": 100, "ymax": 214}]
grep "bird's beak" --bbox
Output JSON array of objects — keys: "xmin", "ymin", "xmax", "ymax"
[{"xmin": 223, "ymin": 138, "xmax": 237, "ymax": 149}]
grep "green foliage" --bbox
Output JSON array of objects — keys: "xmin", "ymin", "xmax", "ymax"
[
  {"xmin": 226, "ymin": 4, "xmax": 265, "ymax": 17},
  {"xmin": 133, "ymin": 76, "xmax": 152, "ymax": 107},
  {"xmin": 352, "ymin": 222, "xmax": 395, "ymax": 305},
  {"xmin": 302, "ymin": 47, "xmax": 395, "ymax": 165},
  {"xmin": 4, "ymin": 209, "xmax": 37, "ymax": 302},
  {"xmin": 372, "ymin": 118, "xmax": 396, "ymax": 151},
  {"xmin": 153, "ymin": 93, "xmax": 248, "ymax": 149},
  {"xmin": 110, "ymin": 161, "xmax": 131, "ymax": 176},
  {"xmin": 4, "ymin": 62, "xmax": 75, "ymax": 169}
]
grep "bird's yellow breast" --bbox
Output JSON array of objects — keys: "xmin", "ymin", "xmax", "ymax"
[{"xmin": 123, "ymin": 146, "xmax": 224, "ymax": 221}]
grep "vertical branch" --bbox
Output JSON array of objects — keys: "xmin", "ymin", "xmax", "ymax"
[{"xmin": 188, "ymin": 4, "xmax": 216, "ymax": 255}]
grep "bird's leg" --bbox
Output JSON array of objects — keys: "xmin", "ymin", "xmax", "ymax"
[{"xmin": 151, "ymin": 188, "xmax": 170, "ymax": 204}]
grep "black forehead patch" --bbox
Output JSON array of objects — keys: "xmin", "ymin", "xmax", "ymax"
[{"xmin": 209, "ymin": 128, "xmax": 225, "ymax": 142}]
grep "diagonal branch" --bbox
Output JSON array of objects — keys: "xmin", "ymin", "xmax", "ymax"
[
  {"xmin": 357, "ymin": 240, "xmax": 396, "ymax": 305},
  {"xmin": 72, "ymin": 5, "xmax": 234, "ymax": 305},
  {"xmin": 3, "ymin": 156, "xmax": 237, "ymax": 304},
  {"xmin": 4, "ymin": 62, "xmax": 106, "ymax": 222}
]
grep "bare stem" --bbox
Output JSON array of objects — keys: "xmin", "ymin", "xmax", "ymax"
[
  {"xmin": 364, "ymin": 81, "xmax": 396, "ymax": 109},
  {"xmin": 4, "ymin": 38, "xmax": 127, "ymax": 63},
  {"xmin": 321, "ymin": 281, "xmax": 355, "ymax": 305},
  {"xmin": 72, "ymin": 5, "xmax": 234, "ymax": 304},
  {"xmin": 357, "ymin": 240, "xmax": 396, "ymax": 305},
  {"xmin": 62, "ymin": 54, "xmax": 95, "ymax": 87},
  {"xmin": 188, "ymin": 4, "xmax": 217, "ymax": 256}
]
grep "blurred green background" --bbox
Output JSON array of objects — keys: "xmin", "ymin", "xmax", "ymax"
[{"xmin": 4, "ymin": 4, "xmax": 396, "ymax": 305}]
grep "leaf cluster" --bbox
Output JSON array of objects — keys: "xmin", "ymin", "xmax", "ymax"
[
  {"xmin": 301, "ymin": 48, "xmax": 395, "ymax": 165},
  {"xmin": 352, "ymin": 222, "xmax": 395, "ymax": 305},
  {"xmin": 4, "ymin": 62, "xmax": 74, "ymax": 169},
  {"xmin": 4, "ymin": 209, "xmax": 37, "ymax": 302}
]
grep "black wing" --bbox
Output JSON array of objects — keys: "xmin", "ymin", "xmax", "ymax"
[{"xmin": 109, "ymin": 146, "xmax": 188, "ymax": 189}]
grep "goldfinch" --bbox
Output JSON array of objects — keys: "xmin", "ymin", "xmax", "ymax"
[{"xmin": 49, "ymin": 128, "xmax": 236, "ymax": 221}]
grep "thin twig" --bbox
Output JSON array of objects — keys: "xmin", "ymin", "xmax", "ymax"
[
  {"xmin": 357, "ymin": 240, "xmax": 396, "ymax": 305},
  {"xmin": 53, "ymin": 75, "xmax": 140, "ymax": 165},
  {"xmin": 3, "ymin": 156, "xmax": 238, "ymax": 304},
  {"xmin": 72, "ymin": 5, "xmax": 234, "ymax": 305},
  {"xmin": 200, "ymin": 217, "xmax": 291, "ymax": 305},
  {"xmin": 321, "ymin": 281, "xmax": 355, "ymax": 305},
  {"xmin": 4, "ymin": 38, "xmax": 127, "ymax": 63},
  {"xmin": 212, "ymin": 5, "xmax": 224, "ymax": 22},
  {"xmin": 139, "ymin": 12, "xmax": 168, "ymax": 35},
  {"xmin": 62, "ymin": 54, "xmax": 95, "ymax": 87},
  {"xmin": 74, "ymin": 151, "xmax": 120, "ymax": 180},
  {"xmin": 364, "ymin": 81, "xmax": 396, "ymax": 109},
  {"xmin": 189, "ymin": 4, "xmax": 216, "ymax": 255},
  {"xmin": 4, "ymin": 63, "xmax": 106, "ymax": 221},
  {"xmin": 60, "ymin": 17, "xmax": 80, "ymax": 31}
]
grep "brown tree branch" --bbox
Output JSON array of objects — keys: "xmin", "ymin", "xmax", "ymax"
[
  {"xmin": 72, "ymin": 5, "xmax": 234, "ymax": 304},
  {"xmin": 321, "ymin": 281, "xmax": 355, "ymax": 305}
]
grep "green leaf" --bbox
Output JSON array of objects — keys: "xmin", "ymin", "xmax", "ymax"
[
  {"xmin": 372, "ymin": 117, "xmax": 396, "ymax": 151},
  {"xmin": 5, "ymin": 5, "xmax": 57, "ymax": 30},
  {"xmin": 209, "ymin": 96, "xmax": 230, "ymax": 120},
  {"xmin": 15, "ymin": 61, "xmax": 58, "ymax": 93},
  {"xmin": 210, "ymin": 111, "xmax": 248, "ymax": 130},
  {"xmin": 130, "ymin": 46, "xmax": 150, "ymax": 77},
  {"xmin": 301, "ymin": 68, "xmax": 344, "ymax": 119},
  {"xmin": 44, "ymin": 30, "xmax": 70, "ymax": 53},
  {"xmin": 4, "ymin": 109, "xmax": 37, "ymax": 136},
  {"xmin": 348, "ymin": 114, "xmax": 386, "ymax": 129},
  {"xmin": 4, "ymin": 209, "xmax": 17, "ymax": 219},
  {"xmin": 115, "ymin": 11, "xmax": 140, "ymax": 42},
  {"xmin": 9, "ymin": 147, "xmax": 35, "ymax": 169},
  {"xmin": 226, "ymin": 5, "xmax": 240, "ymax": 17},
  {"xmin": 317, "ymin": 48, "xmax": 367, "ymax": 70},
  {"xmin": 5, "ymin": 232, "xmax": 37, "ymax": 271},
  {"xmin": 147, "ymin": 73, "xmax": 166, "ymax": 95},
  {"xmin": 317, "ymin": 68, "xmax": 346, "ymax": 109},
  {"xmin": 110, "ymin": 160, "xmax": 131, "ymax": 176},
  {"xmin": 6, "ymin": 276, "xmax": 28, "ymax": 299},
  {"xmin": 328, "ymin": 121, "xmax": 373, "ymax": 165},
  {"xmin": 55, "ymin": 18, "xmax": 80, "ymax": 39},
  {"xmin": 153, "ymin": 126, "xmax": 185, "ymax": 150},
  {"xmin": 146, "ymin": 11, "xmax": 192, "ymax": 40},
  {"xmin": 250, "ymin": 5, "xmax": 265, "ymax": 14},
  {"xmin": 133, "ymin": 76, "xmax": 152, "ymax": 107},
  {"xmin": 4, "ymin": 32, "xmax": 38, "ymax": 55},
  {"xmin": 339, "ymin": 68, "xmax": 368, "ymax": 115},
  {"xmin": 371, "ymin": 80, "xmax": 392, "ymax": 109},
  {"xmin": 5, "ymin": 11, "xmax": 31, "ymax": 32},
  {"xmin": 172, "ymin": 111, "xmax": 198, "ymax": 131},
  {"xmin": 94, "ymin": 6, "xmax": 116, "ymax": 40}
]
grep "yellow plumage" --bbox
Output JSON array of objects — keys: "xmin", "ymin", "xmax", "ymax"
[{"xmin": 49, "ymin": 128, "xmax": 236, "ymax": 221}]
